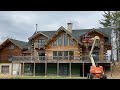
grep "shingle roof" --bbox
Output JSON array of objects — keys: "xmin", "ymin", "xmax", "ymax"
[
  {"xmin": 9, "ymin": 38, "xmax": 28, "ymax": 49},
  {"xmin": 30, "ymin": 28, "xmax": 112, "ymax": 45},
  {"xmin": 44, "ymin": 26, "xmax": 82, "ymax": 45},
  {"xmin": 0, "ymin": 27, "xmax": 112, "ymax": 51},
  {"xmin": 71, "ymin": 28, "xmax": 112, "ymax": 44}
]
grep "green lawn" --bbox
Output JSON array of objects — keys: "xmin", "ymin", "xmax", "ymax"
[{"xmin": 7, "ymin": 76, "xmax": 87, "ymax": 79}]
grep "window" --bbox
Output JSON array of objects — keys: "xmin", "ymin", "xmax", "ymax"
[
  {"xmin": 58, "ymin": 51, "xmax": 62, "ymax": 59},
  {"xmin": 69, "ymin": 51, "xmax": 74, "ymax": 60},
  {"xmin": 58, "ymin": 34, "xmax": 62, "ymax": 46},
  {"xmin": 53, "ymin": 51, "xmax": 57, "ymax": 59},
  {"xmin": 9, "ymin": 45, "xmax": 14, "ymax": 49},
  {"xmin": 38, "ymin": 39, "xmax": 45, "ymax": 46},
  {"xmin": 38, "ymin": 51, "xmax": 45, "ymax": 60},
  {"xmin": 8, "ymin": 55, "xmax": 12, "ymax": 61},
  {"xmin": 69, "ymin": 39, "xmax": 74, "ymax": 46},
  {"xmin": 53, "ymin": 39, "xmax": 58, "ymax": 46},
  {"xmin": 92, "ymin": 52, "xmax": 99, "ymax": 61},
  {"xmin": 64, "ymin": 51, "xmax": 68, "ymax": 59},
  {"xmin": 64, "ymin": 34, "xmax": 68, "ymax": 46}
]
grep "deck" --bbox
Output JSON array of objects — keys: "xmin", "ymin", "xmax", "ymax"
[{"xmin": 11, "ymin": 56, "xmax": 112, "ymax": 63}]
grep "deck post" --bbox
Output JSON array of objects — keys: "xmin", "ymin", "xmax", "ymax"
[
  {"xmin": 19, "ymin": 63, "xmax": 21, "ymax": 76},
  {"xmin": 45, "ymin": 61, "xmax": 47, "ymax": 77},
  {"xmin": 69, "ymin": 61, "xmax": 71, "ymax": 78},
  {"xmin": 22, "ymin": 62, "xmax": 24, "ymax": 76},
  {"xmin": 110, "ymin": 63, "xmax": 112, "ymax": 77},
  {"xmin": 57, "ymin": 61, "xmax": 59, "ymax": 77},
  {"xmin": 83, "ymin": 61, "xmax": 84, "ymax": 77},
  {"xmin": 33, "ymin": 62, "xmax": 35, "ymax": 76},
  {"xmin": 11, "ymin": 63, "xmax": 13, "ymax": 75}
]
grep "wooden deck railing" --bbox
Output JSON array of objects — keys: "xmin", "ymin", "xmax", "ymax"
[
  {"xmin": 11, "ymin": 55, "xmax": 111, "ymax": 63},
  {"xmin": 12, "ymin": 56, "xmax": 82, "ymax": 61}
]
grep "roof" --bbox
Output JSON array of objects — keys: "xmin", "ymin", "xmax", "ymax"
[
  {"xmin": 29, "ymin": 27, "xmax": 112, "ymax": 45},
  {"xmin": 0, "ymin": 27, "xmax": 112, "ymax": 51},
  {"xmin": 0, "ymin": 38, "xmax": 28, "ymax": 50},
  {"xmin": 28, "ymin": 31, "xmax": 49, "ymax": 40},
  {"xmin": 44, "ymin": 26, "xmax": 82, "ymax": 46},
  {"xmin": 72, "ymin": 28, "xmax": 112, "ymax": 44}
]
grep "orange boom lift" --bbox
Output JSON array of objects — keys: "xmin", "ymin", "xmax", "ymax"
[{"xmin": 83, "ymin": 35, "xmax": 107, "ymax": 79}]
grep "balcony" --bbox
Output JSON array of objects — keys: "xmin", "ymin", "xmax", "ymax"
[
  {"xmin": 11, "ymin": 55, "xmax": 112, "ymax": 63},
  {"xmin": 11, "ymin": 56, "xmax": 82, "ymax": 63},
  {"xmin": 34, "ymin": 43, "xmax": 44, "ymax": 48}
]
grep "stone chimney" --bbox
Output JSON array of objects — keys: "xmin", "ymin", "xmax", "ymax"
[{"xmin": 67, "ymin": 23, "xmax": 72, "ymax": 33}]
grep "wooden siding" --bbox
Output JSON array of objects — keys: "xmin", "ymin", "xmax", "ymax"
[
  {"xmin": 82, "ymin": 31, "xmax": 110, "ymax": 61},
  {"xmin": 0, "ymin": 43, "xmax": 23, "ymax": 63},
  {"xmin": 45, "ymin": 31, "xmax": 81, "ymax": 60}
]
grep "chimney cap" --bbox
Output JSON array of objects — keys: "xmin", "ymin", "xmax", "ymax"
[{"xmin": 67, "ymin": 23, "xmax": 72, "ymax": 24}]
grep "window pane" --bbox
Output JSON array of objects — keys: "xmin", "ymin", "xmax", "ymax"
[
  {"xmin": 53, "ymin": 51, "xmax": 57, "ymax": 60},
  {"xmin": 53, "ymin": 51, "xmax": 57, "ymax": 56},
  {"xmin": 9, "ymin": 45, "xmax": 14, "ymax": 49},
  {"xmin": 69, "ymin": 51, "xmax": 74, "ymax": 60},
  {"xmin": 53, "ymin": 39, "xmax": 57, "ymax": 46},
  {"xmin": 38, "ymin": 39, "xmax": 45, "ymax": 46},
  {"xmin": 38, "ymin": 52, "xmax": 45, "ymax": 60},
  {"xmin": 69, "ymin": 39, "xmax": 74, "ymax": 46},
  {"xmin": 58, "ymin": 34, "xmax": 62, "ymax": 46},
  {"xmin": 64, "ymin": 34, "xmax": 68, "ymax": 46},
  {"xmin": 64, "ymin": 51, "xmax": 68, "ymax": 59},
  {"xmin": 58, "ymin": 51, "xmax": 62, "ymax": 59}
]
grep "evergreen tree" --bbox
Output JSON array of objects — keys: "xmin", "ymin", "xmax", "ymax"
[{"xmin": 100, "ymin": 11, "xmax": 120, "ymax": 61}]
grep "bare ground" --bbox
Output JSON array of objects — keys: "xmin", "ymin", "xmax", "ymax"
[{"xmin": 106, "ymin": 62, "xmax": 120, "ymax": 79}]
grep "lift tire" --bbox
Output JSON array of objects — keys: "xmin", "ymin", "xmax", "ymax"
[
  {"xmin": 87, "ymin": 73, "xmax": 90, "ymax": 78},
  {"xmin": 101, "ymin": 74, "xmax": 107, "ymax": 79},
  {"xmin": 89, "ymin": 74, "xmax": 93, "ymax": 79}
]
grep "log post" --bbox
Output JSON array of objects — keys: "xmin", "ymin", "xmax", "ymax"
[
  {"xmin": 45, "ymin": 61, "xmax": 47, "ymax": 77},
  {"xmin": 57, "ymin": 61, "xmax": 59, "ymax": 77},
  {"xmin": 69, "ymin": 61, "xmax": 71, "ymax": 78},
  {"xmin": 22, "ymin": 62, "xmax": 24, "ymax": 76},
  {"xmin": 83, "ymin": 61, "xmax": 84, "ymax": 77},
  {"xmin": 33, "ymin": 62, "xmax": 35, "ymax": 76}
]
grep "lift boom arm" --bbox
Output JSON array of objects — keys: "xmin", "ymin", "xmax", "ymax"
[{"xmin": 89, "ymin": 36, "xmax": 100, "ymax": 66}]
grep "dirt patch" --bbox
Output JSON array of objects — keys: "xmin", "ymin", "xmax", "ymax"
[
  {"xmin": 106, "ymin": 62, "xmax": 120, "ymax": 79},
  {"xmin": 0, "ymin": 74, "xmax": 13, "ymax": 79}
]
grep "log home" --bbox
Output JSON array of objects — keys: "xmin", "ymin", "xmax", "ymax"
[{"xmin": 0, "ymin": 23, "xmax": 112, "ymax": 77}]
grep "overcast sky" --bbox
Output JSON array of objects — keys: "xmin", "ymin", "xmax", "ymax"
[{"xmin": 0, "ymin": 11, "xmax": 104, "ymax": 43}]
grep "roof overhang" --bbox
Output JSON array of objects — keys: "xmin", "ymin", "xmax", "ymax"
[{"xmin": 28, "ymin": 32, "xmax": 49, "ymax": 40}]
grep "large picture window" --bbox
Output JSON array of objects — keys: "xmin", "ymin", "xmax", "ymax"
[
  {"xmin": 53, "ymin": 39, "xmax": 58, "ymax": 46},
  {"xmin": 64, "ymin": 34, "xmax": 68, "ymax": 46},
  {"xmin": 58, "ymin": 34, "xmax": 62, "ymax": 46},
  {"xmin": 69, "ymin": 39, "xmax": 74, "ymax": 46},
  {"xmin": 53, "ymin": 51, "xmax": 74, "ymax": 60}
]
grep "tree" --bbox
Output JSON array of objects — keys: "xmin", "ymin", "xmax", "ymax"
[{"xmin": 99, "ymin": 11, "xmax": 120, "ymax": 62}]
